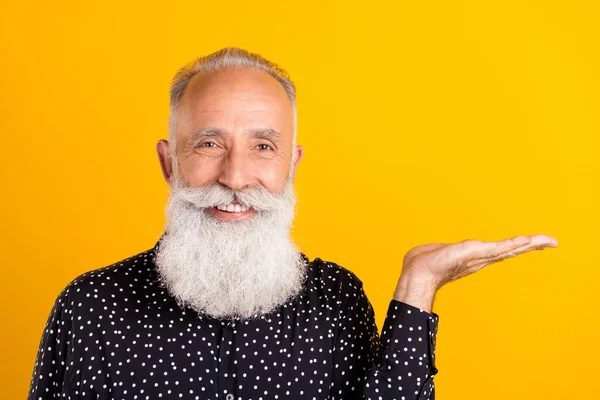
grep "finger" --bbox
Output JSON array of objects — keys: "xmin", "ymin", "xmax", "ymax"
[
  {"xmin": 465, "ymin": 235, "xmax": 530, "ymax": 260},
  {"xmin": 468, "ymin": 245, "xmax": 542, "ymax": 272},
  {"xmin": 526, "ymin": 233, "xmax": 559, "ymax": 247},
  {"xmin": 470, "ymin": 234, "xmax": 557, "ymax": 261},
  {"xmin": 485, "ymin": 241, "xmax": 554, "ymax": 263},
  {"xmin": 448, "ymin": 237, "xmax": 557, "ymax": 282},
  {"xmin": 477, "ymin": 242, "xmax": 557, "ymax": 266}
]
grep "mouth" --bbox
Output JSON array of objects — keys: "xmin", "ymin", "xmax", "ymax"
[
  {"xmin": 214, "ymin": 202, "xmax": 250, "ymax": 213},
  {"xmin": 208, "ymin": 202, "xmax": 255, "ymax": 221}
]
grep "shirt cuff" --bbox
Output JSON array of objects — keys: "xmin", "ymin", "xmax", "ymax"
[{"xmin": 379, "ymin": 299, "xmax": 439, "ymax": 375}]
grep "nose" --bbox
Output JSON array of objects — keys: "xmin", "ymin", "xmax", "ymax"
[{"xmin": 217, "ymin": 148, "xmax": 254, "ymax": 191}]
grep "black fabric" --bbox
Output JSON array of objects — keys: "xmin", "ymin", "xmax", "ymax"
[{"xmin": 29, "ymin": 238, "xmax": 439, "ymax": 399}]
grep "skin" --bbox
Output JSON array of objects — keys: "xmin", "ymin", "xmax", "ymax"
[
  {"xmin": 156, "ymin": 66, "xmax": 559, "ymax": 312},
  {"xmin": 395, "ymin": 234, "xmax": 558, "ymax": 312},
  {"xmin": 156, "ymin": 67, "xmax": 303, "ymax": 221}
]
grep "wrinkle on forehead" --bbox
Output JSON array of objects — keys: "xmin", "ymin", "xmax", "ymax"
[
  {"xmin": 176, "ymin": 67, "xmax": 294, "ymax": 141},
  {"xmin": 181, "ymin": 67, "xmax": 292, "ymax": 114}
]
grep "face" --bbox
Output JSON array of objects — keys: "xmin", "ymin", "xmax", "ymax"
[
  {"xmin": 157, "ymin": 67, "xmax": 303, "ymax": 222},
  {"xmin": 154, "ymin": 67, "xmax": 306, "ymax": 319}
]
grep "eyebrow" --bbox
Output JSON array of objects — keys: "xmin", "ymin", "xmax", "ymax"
[
  {"xmin": 189, "ymin": 128, "xmax": 223, "ymax": 142},
  {"xmin": 189, "ymin": 128, "xmax": 282, "ymax": 142},
  {"xmin": 247, "ymin": 128, "xmax": 281, "ymax": 141}
]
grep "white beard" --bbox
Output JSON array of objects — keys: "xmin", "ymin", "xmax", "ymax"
[{"xmin": 154, "ymin": 176, "xmax": 307, "ymax": 320}]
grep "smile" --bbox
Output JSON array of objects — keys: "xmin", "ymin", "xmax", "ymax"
[
  {"xmin": 209, "ymin": 203, "xmax": 255, "ymax": 221},
  {"xmin": 215, "ymin": 203, "xmax": 250, "ymax": 213}
]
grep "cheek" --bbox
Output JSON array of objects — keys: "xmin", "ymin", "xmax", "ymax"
[
  {"xmin": 177, "ymin": 157, "xmax": 220, "ymax": 187},
  {"xmin": 256, "ymin": 158, "xmax": 290, "ymax": 193}
]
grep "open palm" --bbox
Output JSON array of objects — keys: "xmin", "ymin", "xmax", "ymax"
[{"xmin": 402, "ymin": 234, "xmax": 559, "ymax": 289}]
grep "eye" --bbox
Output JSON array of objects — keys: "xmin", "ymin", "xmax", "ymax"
[
  {"xmin": 198, "ymin": 141, "xmax": 218, "ymax": 148},
  {"xmin": 256, "ymin": 143, "xmax": 274, "ymax": 151}
]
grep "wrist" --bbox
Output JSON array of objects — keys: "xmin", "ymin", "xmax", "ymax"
[{"xmin": 393, "ymin": 271, "xmax": 439, "ymax": 313}]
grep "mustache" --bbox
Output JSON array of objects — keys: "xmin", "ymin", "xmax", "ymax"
[{"xmin": 172, "ymin": 179, "xmax": 293, "ymax": 212}]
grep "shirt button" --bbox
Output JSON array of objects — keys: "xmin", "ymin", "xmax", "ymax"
[{"xmin": 225, "ymin": 394, "xmax": 234, "ymax": 400}]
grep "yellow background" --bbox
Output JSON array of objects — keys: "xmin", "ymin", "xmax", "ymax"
[{"xmin": 1, "ymin": 1, "xmax": 598, "ymax": 398}]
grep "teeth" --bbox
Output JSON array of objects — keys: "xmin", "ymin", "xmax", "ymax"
[{"xmin": 215, "ymin": 203, "xmax": 250, "ymax": 213}]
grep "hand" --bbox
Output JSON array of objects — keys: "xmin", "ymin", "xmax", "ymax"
[{"xmin": 393, "ymin": 234, "xmax": 559, "ymax": 312}]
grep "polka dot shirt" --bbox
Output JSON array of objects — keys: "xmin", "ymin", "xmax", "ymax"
[{"xmin": 29, "ymin": 239, "xmax": 439, "ymax": 399}]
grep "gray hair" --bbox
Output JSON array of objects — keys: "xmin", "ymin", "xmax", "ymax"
[{"xmin": 168, "ymin": 47, "xmax": 298, "ymax": 162}]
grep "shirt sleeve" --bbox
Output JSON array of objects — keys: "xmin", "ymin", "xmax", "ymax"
[
  {"xmin": 28, "ymin": 285, "xmax": 75, "ymax": 399},
  {"xmin": 328, "ymin": 282, "xmax": 439, "ymax": 400}
]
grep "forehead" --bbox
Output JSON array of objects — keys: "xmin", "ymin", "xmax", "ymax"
[{"xmin": 177, "ymin": 67, "xmax": 294, "ymax": 137}]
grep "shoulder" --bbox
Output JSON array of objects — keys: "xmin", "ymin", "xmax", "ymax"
[
  {"xmin": 304, "ymin": 255, "xmax": 366, "ymax": 303},
  {"xmin": 53, "ymin": 248, "xmax": 157, "ymax": 307}
]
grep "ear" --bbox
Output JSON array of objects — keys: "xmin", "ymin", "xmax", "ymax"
[
  {"xmin": 156, "ymin": 139, "xmax": 174, "ymax": 187},
  {"xmin": 290, "ymin": 145, "xmax": 304, "ymax": 181}
]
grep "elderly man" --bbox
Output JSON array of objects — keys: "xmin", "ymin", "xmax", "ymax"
[{"xmin": 28, "ymin": 47, "xmax": 558, "ymax": 400}]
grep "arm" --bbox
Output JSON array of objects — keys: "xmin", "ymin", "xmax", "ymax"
[
  {"xmin": 329, "ymin": 233, "xmax": 558, "ymax": 399},
  {"xmin": 328, "ymin": 276, "xmax": 439, "ymax": 400},
  {"xmin": 372, "ymin": 299, "xmax": 439, "ymax": 399},
  {"xmin": 28, "ymin": 286, "xmax": 74, "ymax": 399}
]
